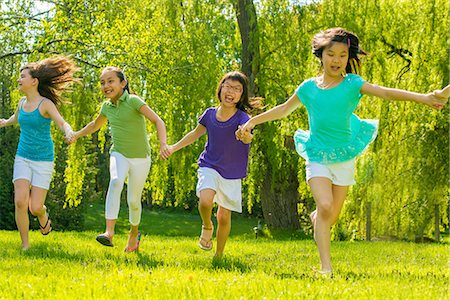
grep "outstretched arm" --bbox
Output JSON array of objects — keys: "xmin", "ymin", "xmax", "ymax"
[
  {"xmin": 433, "ymin": 84, "xmax": 450, "ymax": 99},
  {"xmin": 0, "ymin": 100, "xmax": 21, "ymax": 128},
  {"xmin": 361, "ymin": 82, "xmax": 448, "ymax": 110},
  {"xmin": 139, "ymin": 104, "xmax": 169, "ymax": 159},
  {"xmin": 42, "ymin": 99, "xmax": 74, "ymax": 141},
  {"xmin": 239, "ymin": 93, "xmax": 301, "ymax": 133},
  {"xmin": 165, "ymin": 124, "xmax": 206, "ymax": 158},
  {"xmin": 72, "ymin": 113, "xmax": 107, "ymax": 143}
]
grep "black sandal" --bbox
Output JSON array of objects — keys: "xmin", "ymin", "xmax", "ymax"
[{"xmin": 39, "ymin": 214, "xmax": 52, "ymax": 235}]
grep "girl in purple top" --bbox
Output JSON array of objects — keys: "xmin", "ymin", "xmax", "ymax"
[{"xmin": 164, "ymin": 71, "xmax": 260, "ymax": 258}]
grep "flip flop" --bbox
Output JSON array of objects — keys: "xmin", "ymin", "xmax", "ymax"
[
  {"xmin": 38, "ymin": 213, "xmax": 52, "ymax": 236},
  {"xmin": 96, "ymin": 234, "xmax": 114, "ymax": 247},
  {"xmin": 124, "ymin": 231, "xmax": 141, "ymax": 253},
  {"xmin": 198, "ymin": 225, "xmax": 213, "ymax": 251}
]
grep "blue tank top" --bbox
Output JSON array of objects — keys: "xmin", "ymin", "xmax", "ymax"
[{"xmin": 16, "ymin": 98, "xmax": 54, "ymax": 161}]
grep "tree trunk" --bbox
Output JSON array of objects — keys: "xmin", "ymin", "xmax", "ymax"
[
  {"xmin": 234, "ymin": 0, "xmax": 299, "ymax": 229},
  {"xmin": 234, "ymin": 0, "xmax": 260, "ymax": 97},
  {"xmin": 260, "ymin": 162, "xmax": 300, "ymax": 229},
  {"xmin": 434, "ymin": 204, "xmax": 440, "ymax": 241},
  {"xmin": 366, "ymin": 202, "xmax": 372, "ymax": 241}
]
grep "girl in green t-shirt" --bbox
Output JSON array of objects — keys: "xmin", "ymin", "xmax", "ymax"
[
  {"xmin": 70, "ymin": 67, "xmax": 169, "ymax": 252},
  {"xmin": 237, "ymin": 27, "xmax": 448, "ymax": 275}
]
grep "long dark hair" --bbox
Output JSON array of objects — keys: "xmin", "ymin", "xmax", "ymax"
[
  {"xmin": 20, "ymin": 56, "xmax": 79, "ymax": 105},
  {"xmin": 216, "ymin": 71, "xmax": 262, "ymax": 114},
  {"xmin": 101, "ymin": 66, "xmax": 131, "ymax": 93},
  {"xmin": 312, "ymin": 27, "xmax": 367, "ymax": 74}
]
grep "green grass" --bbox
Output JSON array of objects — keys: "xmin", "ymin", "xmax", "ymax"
[{"xmin": 0, "ymin": 203, "xmax": 448, "ymax": 299}]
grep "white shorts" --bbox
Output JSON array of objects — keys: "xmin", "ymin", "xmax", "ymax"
[
  {"xmin": 196, "ymin": 167, "xmax": 242, "ymax": 213},
  {"xmin": 306, "ymin": 158, "xmax": 356, "ymax": 186},
  {"xmin": 13, "ymin": 156, "xmax": 54, "ymax": 190}
]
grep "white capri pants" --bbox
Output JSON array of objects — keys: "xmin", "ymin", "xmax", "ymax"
[{"xmin": 105, "ymin": 152, "xmax": 151, "ymax": 225}]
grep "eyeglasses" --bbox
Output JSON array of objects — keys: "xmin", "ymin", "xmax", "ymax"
[{"xmin": 222, "ymin": 83, "xmax": 242, "ymax": 93}]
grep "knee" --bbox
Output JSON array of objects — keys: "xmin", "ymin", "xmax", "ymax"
[
  {"xmin": 109, "ymin": 177, "xmax": 124, "ymax": 191},
  {"xmin": 128, "ymin": 200, "xmax": 141, "ymax": 212},
  {"xmin": 14, "ymin": 197, "xmax": 28, "ymax": 210},
  {"xmin": 29, "ymin": 204, "xmax": 43, "ymax": 216},
  {"xmin": 317, "ymin": 200, "xmax": 334, "ymax": 220},
  {"xmin": 216, "ymin": 210, "xmax": 231, "ymax": 226},
  {"xmin": 198, "ymin": 198, "xmax": 213, "ymax": 209}
]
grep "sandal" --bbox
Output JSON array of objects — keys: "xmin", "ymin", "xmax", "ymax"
[
  {"xmin": 124, "ymin": 231, "xmax": 141, "ymax": 253},
  {"xmin": 96, "ymin": 233, "xmax": 114, "ymax": 247},
  {"xmin": 198, "ymin": 224, "xmax": 213, "ymax": 251},
  {"xmin": 38, "ymin": 212, "xmax": 52, "ymax": 236}
]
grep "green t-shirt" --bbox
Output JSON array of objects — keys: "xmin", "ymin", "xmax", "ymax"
[{"xmin": 100, "ymin": 91, "xmax": 151, "ymax": 158}]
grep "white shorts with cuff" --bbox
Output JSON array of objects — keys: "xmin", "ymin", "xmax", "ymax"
[
  {"xmin": 306, "ymin": 158, "xmax": 356, "ymax": 186},
  {"xmin": 13, "ymin": 155, "xmax": 54, "ymax": 190},
  {"xmin": 196, "ymin": 167, "xmax": 242, "ymax": 213}
]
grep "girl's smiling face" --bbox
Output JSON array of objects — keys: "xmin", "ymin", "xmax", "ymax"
[
  {"xmin": 219, "ymin": 79, "xmax": 243, "ymax": 108},
  {"xmin": 100, "ymin": 70, "xmax": 126, "ymax": 101},
  {"xmin": 321, "ymin": 42, "xmax": 349, "ymax": 77}
]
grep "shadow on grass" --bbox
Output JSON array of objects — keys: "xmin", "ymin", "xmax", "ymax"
[
  {"xmin": 83, "ymin": 202, "xmax": 312, "ymax": 241},
  {"xmin": 210, "ymin": 256, "xmax": 251, "ymax": 273},
  {"xmin": 17, "ymin": 240, "xmax": 164, "ymax": 269}
]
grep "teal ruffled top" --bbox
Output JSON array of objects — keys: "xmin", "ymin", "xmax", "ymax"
[{"xmin": 294, "ymin": 74, "xmax": 378, "ymax": 164}]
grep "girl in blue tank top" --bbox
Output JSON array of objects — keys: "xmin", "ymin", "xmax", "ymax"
[
  {"xmin": 237, "ymin": 28, "xmax": 448, "ymax": 274},
  {"xmin": 0, "ymin": 56, "xmax": 78, "ymax": 250}
]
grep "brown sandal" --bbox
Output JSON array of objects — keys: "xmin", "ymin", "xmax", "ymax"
[{"xmin": 198, "ymin": 225, "xmax": 213, "ymax": 251}]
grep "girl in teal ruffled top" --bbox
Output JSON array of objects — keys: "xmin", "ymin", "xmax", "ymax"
[{"xmin": 237, "ymin": 27, "xmax": 448, "ymax": 274}]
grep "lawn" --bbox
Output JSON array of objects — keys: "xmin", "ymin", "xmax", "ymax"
[{"xmin": 0, "ymin": 203, "xmax": 448, "ymax": 299}]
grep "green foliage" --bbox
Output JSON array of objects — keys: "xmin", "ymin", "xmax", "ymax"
[{"xmin": 0, "ymin": 0, "xmax": 447, "ymax": 239}]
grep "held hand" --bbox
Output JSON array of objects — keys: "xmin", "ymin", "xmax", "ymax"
[
  {"xmin": 424, "ymin": 92, "xmax": 448, "ymax": 110},
  {"xmin": 240, "ymin": 130, "xmax": 253, "ymax": 144},
  {"xmin": 0, "ymin": 119, "xmax": 6, "ymax": 128},
  {"xmin": 432, "ymin": 85, "xmax": 450, "ymax": 99},
  {"xmin": 235, "ymin": 121, "xmax": 255, "ymax": 141},
  {"xmin": 240, "ymin": 120, "xmax": 255, "ymax": 134},
  {"xmin": 159, "ymin": 144, "xmax": 173, "ymax": 160},
  {"xmin": 65, "ymin": 130, "xmax": 78, "ymax": 144}
]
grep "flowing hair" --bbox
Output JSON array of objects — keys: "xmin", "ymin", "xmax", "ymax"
[
  {"xmin": 312, "ymin": 27, "xmax": 367, "ymax": 74},
  {"xmin": 20, "ymin": 56, "xmax": 79, "ymax": 105},
  {"xmin": 216, "ymin": 71, "xmax": 263, "ymax": 115}
]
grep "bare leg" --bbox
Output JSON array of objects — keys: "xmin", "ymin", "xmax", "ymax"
[
  {"xmin": 126, "ymin": 224, "xmax": 140, "ymax": 250},
  {"xmin": 198, "ymin": 189, "xmax": 215, "ymax": 229},
  {"xmin": 29, "ymin": 186, "xmax": 50, "ymax": 234},
  {"xmin": 214, "ymin": 206, "xmax": 231, "ymax": 258},
  {"xmin": 14, "ymin": 179, "xmax": 31, "ymax": 250},
  {"xmin": 104, "ymin": 219, "xmax": 117, "ymax": 238},
  {"xmin": 309, "ymin": 177, "xmax": 348, "ymax": 272},
  {"xmin": 198, "ymin": 189, "xmax": 215, "ymax": 249}
]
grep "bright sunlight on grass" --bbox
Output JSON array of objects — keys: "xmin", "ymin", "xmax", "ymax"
[{"xmin": 0, "ymin": 203, "xmax": 448, "ymax": 299}]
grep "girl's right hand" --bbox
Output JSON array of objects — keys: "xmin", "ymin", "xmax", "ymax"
[
  {"xmin": 424, "ymin": 92, "xmax": 448, "ymax": 110},
  {"xmin": 0, "ymin": 119, "xmax": 6, "ymax": 128}
]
